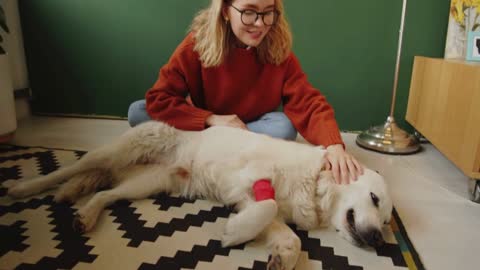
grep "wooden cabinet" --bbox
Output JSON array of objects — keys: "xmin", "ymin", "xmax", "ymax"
[{"xmin": 406, "ymin": 56, "xmax": 480, "ymax": 179}]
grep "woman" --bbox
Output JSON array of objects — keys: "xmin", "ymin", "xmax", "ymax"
[{"xmin": 128, "ymin": 0, "xmax": 363, "ymax": 184}]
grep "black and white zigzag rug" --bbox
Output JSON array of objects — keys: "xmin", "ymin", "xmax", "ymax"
[{"xmin": 0, "ymin": 145, "xmax": 424, "ymax": 270}]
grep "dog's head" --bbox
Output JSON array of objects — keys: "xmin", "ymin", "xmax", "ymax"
[{"xmin": 315, "ymin": 169, "xmax": 393, "ymax": 248}]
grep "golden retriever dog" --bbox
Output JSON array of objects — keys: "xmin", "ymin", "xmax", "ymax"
[{"xmin": 3, "ymin": 121, "xmax": 392, "ymax": 270}]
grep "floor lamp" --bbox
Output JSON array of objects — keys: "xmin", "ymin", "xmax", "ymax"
[{"xmin": 356, "ymin": 0, "xmax": 420, "ymax": 154}]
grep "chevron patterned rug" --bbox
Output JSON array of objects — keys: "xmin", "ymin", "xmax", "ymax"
[{"xmin": 0, "ymin": 145, "xmax": 424, "ymax": 270}]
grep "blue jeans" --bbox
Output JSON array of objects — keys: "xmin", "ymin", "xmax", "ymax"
[{"xmin": 128, "ymin": 100, "xmax": 297, "ymax": 140}]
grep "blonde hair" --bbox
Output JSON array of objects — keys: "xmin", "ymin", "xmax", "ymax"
[{"xmin": 190, "ymin": 0, "xmax": 292, "ymax": 67}]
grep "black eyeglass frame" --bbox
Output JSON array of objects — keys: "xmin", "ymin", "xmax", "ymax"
[{"xmin": 229, "ymin": 4, "xmax": 280, "ymax": 26}]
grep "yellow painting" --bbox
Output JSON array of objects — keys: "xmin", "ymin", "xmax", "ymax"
[{"xmin": 445, "ymin": 0, "xmax": 480, "ymax": 59}]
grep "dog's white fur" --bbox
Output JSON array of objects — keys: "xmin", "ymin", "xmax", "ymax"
[{"xmin": 3, "ymin": 121, "xmax": 392, "ymax": 270}]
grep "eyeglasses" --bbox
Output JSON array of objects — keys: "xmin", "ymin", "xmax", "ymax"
[{"xmin": 229, "ymin": 4, "xmax": 279, "ymax": 26}]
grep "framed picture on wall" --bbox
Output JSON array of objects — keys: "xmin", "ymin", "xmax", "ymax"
[
  {"xmin": 445, "ymin": 1, "xmax": 480, "ymax": 59},
  {"xmin": 466, "ymin": 31, "xmax": 480, "ymax": 61}
]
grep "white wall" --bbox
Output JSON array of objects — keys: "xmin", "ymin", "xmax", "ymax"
[{"xmin": 2, "ymin": 0, "xmax": 29, "ymax": 119}]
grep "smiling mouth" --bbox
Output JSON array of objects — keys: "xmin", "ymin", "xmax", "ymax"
[
  {"xmin": 346, "ymin": 209, "xmax": 364, "ymax": 246},
  {"xmin": 346, "ymin": 220, "xmax": 365, "ymax": 246},
  {"xmin": 347, "ymin": 226, "xmax": 365, "ymax": 247},
  {"xmin": 247, "ymin": 31, "xmax": 262, "ymax": 38}
]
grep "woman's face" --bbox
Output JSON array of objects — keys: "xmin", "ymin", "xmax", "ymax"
[{"xmin": 224, "ymin": 0, "xmax": 276, "ymax": 47}]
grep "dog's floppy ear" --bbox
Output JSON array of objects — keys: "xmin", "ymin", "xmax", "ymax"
[
  {"xmin": 316, "ymin": 171, "xmax": 337, "ymax": 220},
  {"xmin": 313, "ymin": 149, "xmax": 329, "ymax": 171},
  {"xmin": 321, "ymin": 156, "xmax": 331, "ymax": 171}
]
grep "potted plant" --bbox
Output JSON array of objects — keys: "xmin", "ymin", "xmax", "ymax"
[{"xmin": 0, "ymin": 2, "xmax": 17, "ymax": 143}]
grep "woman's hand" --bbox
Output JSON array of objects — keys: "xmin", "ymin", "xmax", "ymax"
[
  {"xmin": 206, "ymin": 114, "xmax": 248, "ymax": 130},
  {"xmin": 325, "ymin": 144, "xmax": 364, "ymax": 185}
]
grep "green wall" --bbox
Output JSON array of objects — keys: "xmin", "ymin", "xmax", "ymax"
[{"xmin": 19, "ymin": 0, "xmax": 451, "ymax": 130}]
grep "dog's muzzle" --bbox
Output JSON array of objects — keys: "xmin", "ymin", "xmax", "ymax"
[{"xmin": 362, "ymin": 228, "xmax": 385, "ymax": 248}]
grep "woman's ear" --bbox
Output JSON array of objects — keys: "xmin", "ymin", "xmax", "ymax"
[{"xmin": 222, "ymin": 5, "xmax": 229, "ymax": 21}]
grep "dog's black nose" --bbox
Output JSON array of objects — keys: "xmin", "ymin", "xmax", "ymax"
[{"xmin": 364, "ymin": 229, "xmax": 384, "ymax": 248}]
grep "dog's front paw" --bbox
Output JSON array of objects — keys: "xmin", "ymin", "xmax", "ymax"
[
  {"xmin": 267, "ymin": 255, "xmax": 283, "ymax": 270},
  {"xmin": 221, "ymin": 225, "xmax": 244, "ymax": 247},
  {"xmin": 220, "ymin": 216, "xmax": 258, "ymax": 247},
  {"xmin": 268, "ymin": 235, "xmax": 301, "ymax": 270}
]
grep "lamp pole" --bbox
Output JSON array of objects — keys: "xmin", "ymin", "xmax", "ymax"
[{"xmin": 356, "ymin": 0, "xmax": 420, "ymax": 154}]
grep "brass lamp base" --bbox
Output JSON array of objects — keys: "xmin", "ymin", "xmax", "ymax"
[{"xmin": 356, "ymin": 116, "xmax": 420, "ymax": 154}]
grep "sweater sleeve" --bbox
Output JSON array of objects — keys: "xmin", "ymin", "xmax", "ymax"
[
  {"xmin": 282, "ymin": 53, "xmax": 344, "ymax": 148},
  {"xmin": 145, "ymin": 34, "xmax": 213, "ymax": 131}
]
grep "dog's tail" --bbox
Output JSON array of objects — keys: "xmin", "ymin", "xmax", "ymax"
[{"xmin": 109, "ymin": 121, "xmax": 183, "ymax": 166}]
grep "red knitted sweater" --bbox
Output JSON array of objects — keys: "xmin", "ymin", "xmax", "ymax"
[{"xmin": 145, "ymin": 33, "xmax": 343, "ymax": 147}]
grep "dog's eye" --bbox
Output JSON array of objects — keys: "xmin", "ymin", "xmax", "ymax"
[{"xmin": 370, "ymin": 192, "xmax": 379, "ymax": 208}]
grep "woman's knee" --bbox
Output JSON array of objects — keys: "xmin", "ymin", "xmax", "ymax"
[
  {"xmin": 260, "ymin": 112, "xmax": 298, "ymax": 140},
  {"xmin": 127, "ymin": 100, "xmax": 151, "ymax": 127},
  {"xmin": 275, "ymin": 117, "xmax": 297, "ymax": 140}
]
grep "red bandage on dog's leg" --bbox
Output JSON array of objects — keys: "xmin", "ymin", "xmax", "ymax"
[{"xmin": 253, "ymin": 179, "xmax": 275, "ymax": 201}]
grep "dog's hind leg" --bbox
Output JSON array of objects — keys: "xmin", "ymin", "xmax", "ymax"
[
  {"xmin": 73, "ymin": 165, "xmax": 182, "ymax": 233},
  {"xmin": 3, "ymin": 145, "xmax": 117, "ymax": 198},
  {"xmin": 221, "ymin": 199, "xmax": 278, "ymax": 247}
]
